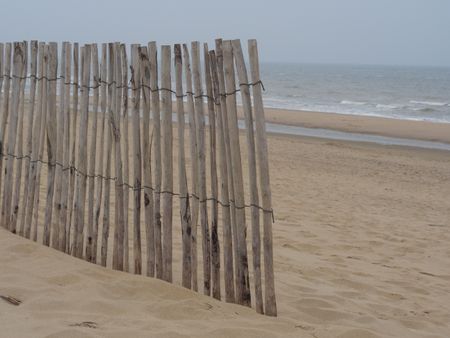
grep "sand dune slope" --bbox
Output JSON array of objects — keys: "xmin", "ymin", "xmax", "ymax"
[{"xmin": 0, "ymin": 228, "xmax": 301, "ymax": 338}]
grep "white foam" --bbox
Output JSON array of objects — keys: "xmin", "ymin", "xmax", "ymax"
[
  {"xmin": 375, "ymin": 104, "xmax": 398, "ymax": 110},
  {"xmin": 410, "ymin": 100, "xmax": 448, "ymax": 107},
  {"xmin": 340, "ymin": 100, "xmax": 367, "ymax": 106}
]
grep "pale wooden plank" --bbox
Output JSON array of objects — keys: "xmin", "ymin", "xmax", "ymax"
[
  {"xmin": 101, "ymin": 43, "xmax": 114, "ymax": 267},
  {"xmin": 139, "ymin": 46, "xmax": 155, "ymax": 277},
  {"xmin": 30, "ymin": 44, "xmax": 50, "ymax": 242},
  {"xmin": 10, "ymin": 41, "xmax": 28, "ymax": 234},
  {"xmin": 248, "ymin": 39, "xmax": 277, "ymax": 316},
  {"xmin": 232, "ymin": 39, "xmax": 264, "ymax": 314},
  {"xmin": 67, "ymin": 42, "xmax": 79, "ymax": 252},
  {"xmin": 120, "ymin": 44, "xmax": 130, "ymax": 272},
  {"xmin": 148, "ymin": 41, "xmax": 163, "ymax": 279},
  {"xmin": 73, "ymin": 44, "xmax": 91, "ymax": 258},
  {"xmin": 2, "ymin": 42, "xmax": 25, "ymax": 231},
  {"xmin": 175, "ymin": 44, "xmax": 191, "ymax": 289},
  {"xmin": 215, "ymin": 39, "xmax": 239, "ymax": 299},
  {"xmin": 210, "ymin": 49, "xmax": 235, "ymax": 302},
  {"xmin": 112, "ymin": 42, "xmax": 125, "ymax": 271},
  {"xmin": 85, "ymin": 43, "xmax": 100, "ymax": 261},
  {"xmin": 204, "ymin": 43, "xmax": 220, "ymax": 300},
  {"xmin": 42, "ymin": 42, "xmax": 58, "ymax": 246},
  {"xmin": 19, "ymin": 40, "xmax": 38, "ymax": 237},
  {"xmin": 130, "ymin": 44, "xmax": 143, "ymax": 274},
  {"xmin": 24, "ymin": 42, "xmax": 46, "ymax": 240},
  {"xmin": 92, "ymin": 43, "xmax": 107, "ymax": 263},
  {"xmin": 191, "ymin": 41, "xmax": 211, "ymax": 296},
  {"xmin": 222, "ymin": 40, "xmax": 251, "ymax": 307},
  {"xmin": 182, "ymin": 43, "xmax": 199, "ymax": 291},
  {"xmin": 161, "ymin": 44, "xmax": 173, "ymax": 282},
  {"xmin": 0, "ymin": 43, "xmax": 12, "ymax": 214},
  {"xmin": 59, "ymin": 42, "xmax": 72, "ymax": 251},
  {"xmin": 51, "ymin": 42, "xmax": 65, "ymax": 249}
]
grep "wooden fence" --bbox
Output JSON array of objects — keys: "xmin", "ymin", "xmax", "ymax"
[{"xmin": 0, "ymin": 39, "xmax": 277, "ymax": 316}]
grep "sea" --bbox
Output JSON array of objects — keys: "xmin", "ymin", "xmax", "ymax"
[{"xmin": 259, "ymin": 63, "xmax": 450, "ymax": 123}]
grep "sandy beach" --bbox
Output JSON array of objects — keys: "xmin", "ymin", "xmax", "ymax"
[{"xmin": 1, "ymin": 108, "xmax": 450, "ymax": 337}]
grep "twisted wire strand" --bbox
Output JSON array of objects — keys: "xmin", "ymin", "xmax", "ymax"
[{"xmin": 2, "ymin": 151, "xmax": 274, "ymax": 222}]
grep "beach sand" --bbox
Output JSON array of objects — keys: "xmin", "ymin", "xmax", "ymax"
[{"xmin": 1, "ymin": 109, "xmax": 450, "ymax": 337}]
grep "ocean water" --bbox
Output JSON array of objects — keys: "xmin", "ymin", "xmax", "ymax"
[{"xmin": 259, "ymin": 63, "xmax": 450, "ymax": 123}]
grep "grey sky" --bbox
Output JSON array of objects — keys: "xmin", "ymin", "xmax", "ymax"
[{"xmin": 1, "ymin": 0, "xmax": 449, "ymax": 66}]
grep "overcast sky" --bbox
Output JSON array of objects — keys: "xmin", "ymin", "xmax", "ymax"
[{"xmin": 1, "ymin": 0, "xmax": 449, "ymax": 66}]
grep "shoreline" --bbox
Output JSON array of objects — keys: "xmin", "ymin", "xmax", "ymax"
[{"xmin": 239, "ymin": 106, "xmax": 450, "ymax": 144}]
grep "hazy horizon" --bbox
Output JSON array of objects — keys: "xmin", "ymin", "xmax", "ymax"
[{"xmin": 0, "ymin": 0, "xmax": 449, "ymax": 67}]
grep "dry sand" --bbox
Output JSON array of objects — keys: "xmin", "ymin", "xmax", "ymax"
[{"xmin": 1, "ymin": 109, "xmax": 450, "ymax": 337}]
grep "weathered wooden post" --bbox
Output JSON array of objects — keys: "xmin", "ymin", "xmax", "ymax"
[
  {"xmin": 93, "ymin": 43, "xmax": 107, "ymax": 263},
  {"xmin": 174, "ymin": 44, "xmax": 192, "ymax": 289},
  {"xmin": 59, "ymin": 42, "xmax": 72, "ymax": 251},
  {"xmin": 19, "ymin": 40, "xmax": 38, "ymax": 237},
  {"xmin": 215, "ymin": 39, "xmax": 239, "ymax": 298},
  {"xmin": 161, "ymin": 44, "xmax": 173, "ymax": 283},
  {"xmin": 204, "ymin": 43, "xmax": 220, "ymax": 300},
  {"xmin": 232, "ymin": 39, "xmax": 264, "ymax": 314},
  {"xmin": 73, "ymin": 44, "xmax": 91, "ymax": 258},
  {"xmin": 222, "ymin": 40, "xmax": 251, "ymax": 307},
  {"xmin": 148, "ymin": 41, "xmax": 163, "ymax": 279},
  {"xmin": 209, "ymin": 49, "xmax": 235, "ymax": 303},
  {"xmin": 248, "ymin": 39, "xmax": 277, "ymax": 316},
  {"xmin": 101, "ymin": 43, "xmax": 114, "ymax": 267},
  {"xmin": 139, "ymin": 46, "xmax": 155, "ymax": 277},
  {"xmin": 0, "ymin": 43, "xmax": 12, "ymax": 217},
  {"xmin": 2, "ymin": 42, "xmax": 25, "ymax": 231},
  {"xmin": 112, "ymin": 42, "xmax": 125, "ymax": 271},
  {"xmin": 120, "ymin": 44, "xmax": 130, "ymax": 272},
  {"xmin": 85, "ymin": 43, "xmax": 100, "ymax": 261},
  {"xmin": 67, "ymin": 42, "xmax": 79, "ymax": 252},
  {"xmin": 191, "ymin": 41, "xmax": 211, "ymax": 296},
  {"xmin": 130, "ymin": 44, "xmax": 143, "ymax": 274},
  {"xmin": 10, "ymin": 41, "xmax": 28, "ymax": 234},
  {"xmin": 182, "ymin": 43, "xmax": 199, "ymax": 291}
]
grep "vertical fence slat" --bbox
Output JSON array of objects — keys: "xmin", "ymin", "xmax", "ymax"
[
  {"xmin": 111, "ymin": 42, "xmax": 125, "ymax": 271},
  {"xmin": 85, "ymin": 43, "xmax": 100, "ymax": 261},
  {"xmin": 248, "ymin": 39, "xmax": 277, "ymax": 316},
  {"xmin": 175, "ymin": 44, "xmax": 192, "ymax": 289},
  {"xmin": 191, "ymin": 41, "xmax": 211, "ymax": 296},
  {"xmin": 148, "ymin": 41, "xmax": 163, "ymax": 279},
  {"xmin": 92, "ymin": 43, "xmax": 107, "ymax": 263},
  {"xmin": 130, "ymin": 44, "xmax": 142, "ymax": 275},
  {"xmin": 19, "ymin": 40, "xmax": 38, "ymax": 237},
  {"xmin": 51, "ymin": 42, "xmax": 65, "ymax": 249},
  {"xmin": 73, "ymin": 44, "xmax": 91, "ymax": 258},
  {"xmin": 0, "ymin": 43, "xmax": 12, "ymax": 216},
  {"xmin": 43, "ymin": 42, "xmax": 58, "ymax": 246},
  {"xmin": 2, "ymin": 42, "xmax": 25, "ymax": 231},
  {"xmin": 204, "ymin": 44, "xmax": 220, "ymax": 300},
  {"xmin": 101, "ymin": 43, "xmax": 113, "ymax": 267},
  {"xmin": 215, "ymin": 39, "xmax": 239, "ymax": 300},
  {"xmin": 232, "ymin": 39, "xmax": 264, "ymax": 314},
  {"xmin": 25, "ymin": 42, "xmax": 48, "ymax": 241},
  {"xmin": 59, "ymin": 42, "xmax": 72, "ymax": 251},
  {"xmin": 140, "ymin": 46, "xmax": 155, "ymax": 277},
  {"xmin": 161, "ymin": 45, "xmax": 173, "ymax": 282},
  {"xmin": 210, "ymin": 49, "xmax": 235, "ymax": 302},
  {"xmin": 222, "ymin": 40, "xmax": 251, "ymax": 307},
  {"xmin": 67, "ymin": 43, "xmax": 79, "ymax": 252},
  {"xmin": 182, "ymin": 44, "xmax": 199, "ymax": 291},
  {"xmin": 10, "ymin": 41, "xmax": 28, "ymax": 234},
  {"xmin": 120, "ymin": 44, "xmax": 130, "ymax": 272}
]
